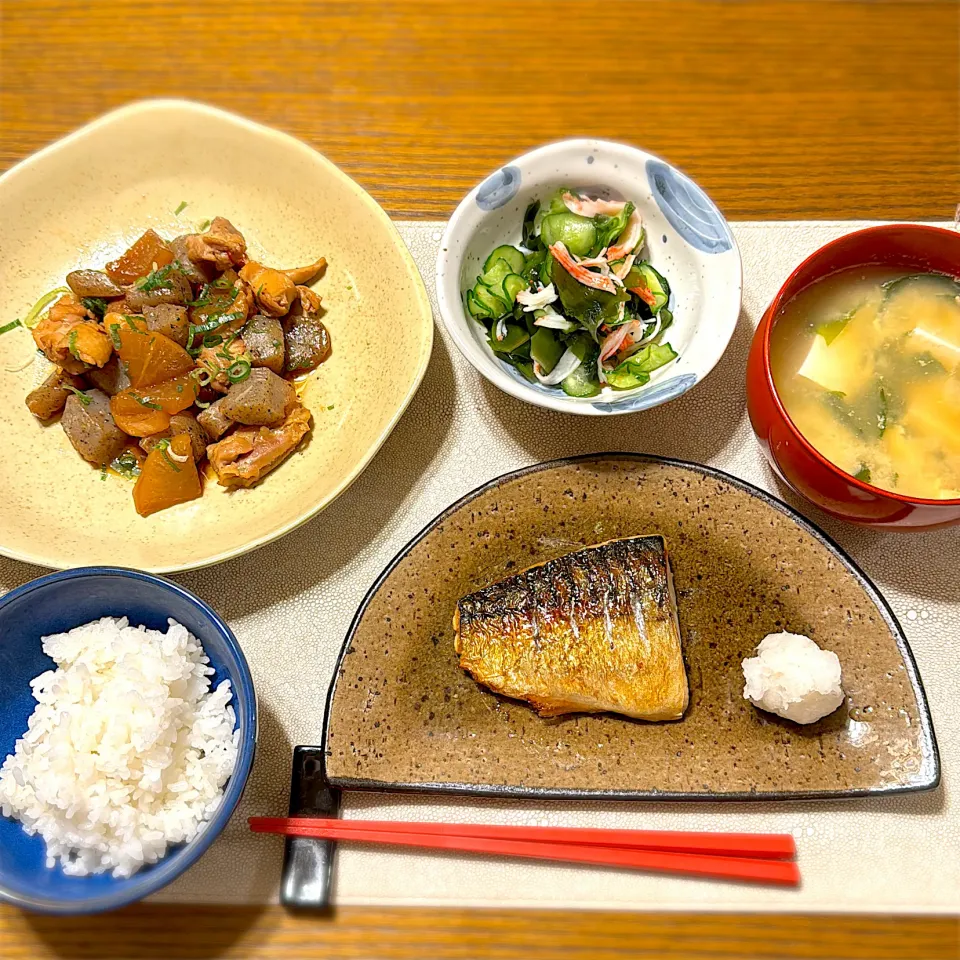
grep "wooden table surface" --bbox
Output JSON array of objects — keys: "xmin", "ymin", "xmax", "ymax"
[{"xmin": 1, "ymin": 1, "xmax": 958, "ymax": 957}]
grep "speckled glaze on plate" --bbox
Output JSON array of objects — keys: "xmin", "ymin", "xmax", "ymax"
[
  {"xmin": 0, "ymin": 100, "xmax": 433, "ymax": 573},
  {"xmin": 324, "ymin": 455, "xmax": 939, "ymax": 800}
]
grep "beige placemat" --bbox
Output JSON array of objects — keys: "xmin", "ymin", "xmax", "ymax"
[{"xmin": 1, "ymin": 222, "xmax": 957, "ymax": 913}]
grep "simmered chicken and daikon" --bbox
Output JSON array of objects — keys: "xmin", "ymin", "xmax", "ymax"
[
  {"xmin": 14, "ymin": 217, "xmax": 330, "ymax": 516},
  {"xmin": 769, "ymin": 267, "xmax": 960, "ymax": 499}
]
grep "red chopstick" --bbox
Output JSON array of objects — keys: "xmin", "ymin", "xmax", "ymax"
[
  {"xmin": 249, "ymin": 818, "xmax": 800, "ymax": 887},
  {"xmin": 252, "ymin": 816, "xmax": 795, "ymax": 860}
]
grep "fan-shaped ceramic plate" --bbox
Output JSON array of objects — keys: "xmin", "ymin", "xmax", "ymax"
[
  {"xmin": 0, "ymin": 101, "xmax": 432, "ymax": 572},
  {"xmin": 324, "ymin": 455, "xmax": 939, "ymax": 800}
]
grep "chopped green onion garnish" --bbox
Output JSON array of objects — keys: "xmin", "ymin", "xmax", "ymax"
[
  {"xmin": 202, "ymin": 334, "xmax": 223, "ymax": 347},
  {"xmin": 67, "ymin": 329, "xmax": 80, "ymax": 359},
  {"xmin": 64, "ymin": 385, "xmax": 91, "ymax": 406},
  {"xmin": 23, "ymin": 287, "xmax": 71, "ymax": 329},
  {"xmin": 0, "ymin": 319, "xmax": 22, "ymax": 335},
  {"xmin": 195, "ymin": 311, "xmax": 242, "ymax": 337},
  {"xmin": 135, "ymin": 263, "xmax": 180, "ymax": 292},
  {"xmin": 156, "ymin": 439, "xmax": 181, "ymax": 473},
  {"xmin": 225, "ymin": 359, "xmax": 251, "ymax": 383},
  {"xmin": 122, "ymin": 315, "xmax": 142, "ymax": 331},
  {"xmin": 80, "ymin": 297, "xmax": 108, "ymax": 319},
  {"xmin": 129, "ymin": 392, "xmax": 162, "ymax": 410},
  {"xmin": 174, "ymin": 201, "xmax": 189, "ymax": 216},
  {"xmin": 111, "ymin": 449, "xmax": 142, "ymax": 479},
  {"xmin": 108, "ymin": 323, "xmax": 122, "ymax": 350}
]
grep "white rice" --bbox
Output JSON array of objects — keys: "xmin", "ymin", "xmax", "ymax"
[{"xmin": 0, "ymin": 616, "xmax": 239, "ymax": 878}]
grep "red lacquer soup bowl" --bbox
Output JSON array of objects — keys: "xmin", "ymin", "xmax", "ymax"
[{"xmin": 746, "ymin": 224, "xmax": 960, "ymax": 530}]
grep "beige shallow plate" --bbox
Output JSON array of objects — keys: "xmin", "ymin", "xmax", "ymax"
[
  {"xmin": 0, "ymin": 101, "xmax": 432, "ymax": 573},
  {"xmin": 325, "ymin": 455, "xmax": 939, "ymax": 800}
]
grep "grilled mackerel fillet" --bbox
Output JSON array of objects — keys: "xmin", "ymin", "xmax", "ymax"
[{"xmin": 454, "ymin": 535, "xmax": 688, "ymax": 720}]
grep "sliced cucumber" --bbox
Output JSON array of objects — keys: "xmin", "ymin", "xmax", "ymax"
[
  {"xmin": 562, "ymin": 362, "xmax": 601, "ymax": 398},
  {"xmin": 539, "ymin": 212, "xmax": 597, "ymax": 257},
  {"xmin": 637, "ymin": 263, "xmax": 670, "ymax": 312},
  {"xmin": 481, "ymin": 258, "xmax": 513, "ymax": 297},
  {"xmin": 530, "ymin": 327, "xmax": 564, "ymax": 373},
  {"xmin": 473, "ymin": 281, "xmax": 509, "ymax": 318},
  {"xmin": 622, "ymin": 264, "xmax": 644, "ymax": 289},
  {"xmin": 533, "ymin": 187, "xmax": 572, "ymax": 231},
  {"xmin": 539, "ymin": 254, "xmax": 553, "ymax": 285},
  {"xmin": 489, "ymin": 324, "xmax": 530, "ymax": 354},
  {"xmin": 501, "ymin": 274, "xmax": 528, "ymax": 305},
  {"xmin": 560, "ymin": 333, "xmax": 601, "ymax": 396},
  {"xmin": 483, "ymin": 245, "xmax": 525, "ymax": 275},
  {"xmin": 466, "ymin": 288, "xmax": 492, "ymax": 320}
]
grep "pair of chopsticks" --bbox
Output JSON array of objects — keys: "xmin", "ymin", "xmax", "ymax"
[{"xmin": 249, "ymin": 816, "xmax": 800, "ymax": 886}]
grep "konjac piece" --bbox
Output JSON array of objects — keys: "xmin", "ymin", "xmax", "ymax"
[
  {"xmin": 65, "ymin": 270, "xmax": 123, "ymax": 299},
  {"xmin": 61, "ymin": 389, "xmax": 127, "ymax": 466},
  {"xmin": 284, "ymin": 288, "xmax": 331, "ymax": 373},
  {"xmin": 142, "ymin": 304, "xmax": 190, "ymax": 347},
  {"xmin": 219, "ymin": 368, "xmax": 296, "ymax": 426},
  {"xmin": 25, "ymin": 369, "xmax": 88, "ymax": 420},
  {"xmin": 242, "ymin": 314, "xmax": 285, "ymax": 374}
]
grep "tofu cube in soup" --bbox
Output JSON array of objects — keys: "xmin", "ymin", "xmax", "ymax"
[{"xmin": 61, "ymin": 389, "xmax": 127, "ymax": 466}]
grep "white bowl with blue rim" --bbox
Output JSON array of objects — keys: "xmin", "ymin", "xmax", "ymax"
[{"xmin": 435, "ymin": 139, "xmax": 742, "ymax": 415}]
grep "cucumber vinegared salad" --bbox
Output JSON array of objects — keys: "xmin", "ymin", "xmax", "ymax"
[{"xmin": 466, "ymin": 189, "xmax": 676, "ymax": 397}]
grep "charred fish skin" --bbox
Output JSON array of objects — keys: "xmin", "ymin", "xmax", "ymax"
[{"xmin": 454, "ymin": 536, "xmax": 689, "ymax": 721}]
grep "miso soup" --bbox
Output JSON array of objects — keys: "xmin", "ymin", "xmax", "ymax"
[{"xmin": 769, "ymin": 267, "xmax": 960, "ymax": 499}]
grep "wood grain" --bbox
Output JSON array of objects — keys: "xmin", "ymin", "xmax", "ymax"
[
  {"xmin": 1, "ymin": 2, "xmax": 958, "ymax": 957},
  {"xmin": 1, "ymin": 1, "xmax": 957, "ymax": 220},
  {"xmin": 0, "ymin": 906, "xmax": 957, "ymax": 960}
]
